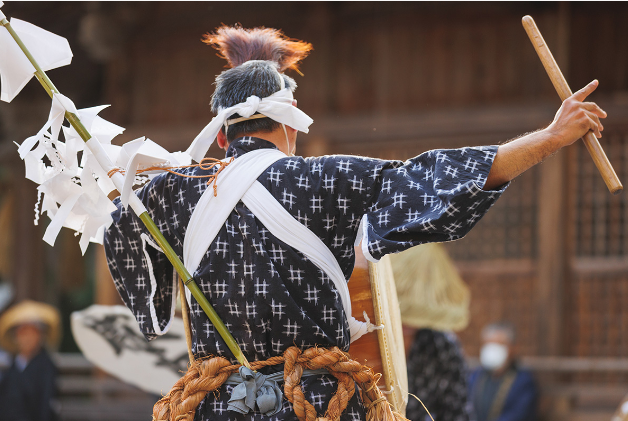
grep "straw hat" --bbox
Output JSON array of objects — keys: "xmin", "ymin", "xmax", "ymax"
[
  {"xmin": 389, "ymin": 243, "xmax": 470, "ymax": 332},
  {"xmin": 0, "ymin": 300, "xmax": 61, "ymax": 353}
]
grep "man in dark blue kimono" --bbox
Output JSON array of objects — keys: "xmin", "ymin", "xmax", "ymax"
[
  {"xmin": 470, "ymin": 323, "xmax": 538, "ymax": 421},
  {"xmin": 104, "ymin": 26, "xmax": 605, "ymax": 421}
]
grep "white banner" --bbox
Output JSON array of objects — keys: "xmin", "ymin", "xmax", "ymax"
[{"xmin": 71, "ymin": 305, "xmax": 189, "ymax": 396}]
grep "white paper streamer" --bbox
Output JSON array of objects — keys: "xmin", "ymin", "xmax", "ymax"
[
  {"xmin": 15, "ymin": 94, "xmax": 123, "ymax": 253},
  {"xmin": 15, "ymin": 92, "xmax": 194, "ymax": 253},
  {"xmin": 0, "ymin": 18, "xmax": 72, "ymax": 102}
]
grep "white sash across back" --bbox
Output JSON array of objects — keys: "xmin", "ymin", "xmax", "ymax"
[
  {"xmin": 182, "ymin": 149, "xmax": 284, "ymax": 275},
  {"xmin": 183, "ymin": 148, "xmax": 373, "ymax": 343}
]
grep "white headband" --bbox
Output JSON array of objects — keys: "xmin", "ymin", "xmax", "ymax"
[
  {"xmin": 186, "ymin": 83, "xmax": 313, "ymax": 162},
  {"xmin": 223, "ymin": 69, "xmax": 287, "ymax": 134}
]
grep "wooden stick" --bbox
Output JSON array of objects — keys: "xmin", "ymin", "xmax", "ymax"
[
  {"xmin": 522, "ymin": 15, "xmax": 623, "ymax": 195},
  {"xmin": 179, "ymin": 278, "xmax": 195, "ymax": 365}
]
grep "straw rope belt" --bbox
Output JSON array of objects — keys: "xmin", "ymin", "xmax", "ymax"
[{"xmin": 153, "ymin": 346, "xmax": 408, "ymax": 421}]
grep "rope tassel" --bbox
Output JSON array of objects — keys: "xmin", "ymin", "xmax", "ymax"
[{"xmin": 153, "ymin": 346, "xmax": 408, "ymax": 421}]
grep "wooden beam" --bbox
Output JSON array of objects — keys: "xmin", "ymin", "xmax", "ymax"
[
  {"xmin": 10, "ymin": 160, "xmax": 45, "ymax": 302},
  {"xmin": 94, "ymin": 244, "xmax": 123, "ymax": 306},
  {"xmin": 455, "ymin": 258, "xmax": 535, "ymax": 276},
  {"xmin": 571, "ymin": 257, "xmax": 628, "ymax": 275},
  {"xmin": 534, "ymin": 3, "xmax": 571, "ymax": 357},
  {"xmin": 536, "ymin": 151, "xmax": 567, "ymax": 356},
  {"xmin": 469, "ymin": 356, "xmax": 628, "ymax": 372}
]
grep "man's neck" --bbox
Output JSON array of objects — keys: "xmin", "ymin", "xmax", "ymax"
[{"xmin": 234, "ymin": 128, "xmax": 293, "ymax": 155}]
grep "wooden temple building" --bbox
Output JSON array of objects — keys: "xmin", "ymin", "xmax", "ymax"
[{"xmin": 0, "ymin": 2, "xmax": 627, "ymax": 420}]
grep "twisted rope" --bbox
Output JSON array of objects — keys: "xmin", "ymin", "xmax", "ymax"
[
  {"xmin": 153, "ymin": 346, "xmax": 408, "ymax": 421},
  {"xmin": 108, "ymin": 157, "xmax": 234, "ymax": 197}
]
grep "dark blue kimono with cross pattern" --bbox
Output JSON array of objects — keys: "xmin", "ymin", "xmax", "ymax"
[{"xmin": 104, "ymin": 137, "xmax": 507, "ymax": 421}]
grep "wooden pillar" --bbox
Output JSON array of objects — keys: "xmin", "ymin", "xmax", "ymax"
[
  {"xmin": 536, "ymin": 152, "xmax": 567, "ymax": 355},
  {"xmin": 300, "ymin": 3, "xmax": 333, "ymax": 156},
  {"xmin": 94, "ymin": 244, "xmax": 122, "ymax": 305},
  {"xmin": 375, "ymin": 22, "xmax": 391, "ymax": 117},
  {"xmin": 2, "ymin": 99, "xmax": 50, "ymax": 303},
  {"xmin": 0, "ymin": 80, "xmax": 54, "ymax": 301},
  {"xmin": 535, "ymin": 3, "xmax": 571, "ymax": 356},
  {"xmin": 10, "ymin": 159, "xmax": 46, "ymax": 302},
  {"xmin": 303, "ymin": 2, "xmax": 333, "ymax": 114}
]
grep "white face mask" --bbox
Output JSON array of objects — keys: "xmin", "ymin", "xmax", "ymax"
[{"xmin": 480, "ymin": 343, "xmax": 509, "ymax": 371}]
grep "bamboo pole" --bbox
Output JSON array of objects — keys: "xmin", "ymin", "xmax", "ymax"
[
  {"xmin": 522, "ymin": 15, "xmax": 623, "ymax": 195},
  {"xmin": 0, "ymin": 14, "xmax": 251, "ymax": 368}
]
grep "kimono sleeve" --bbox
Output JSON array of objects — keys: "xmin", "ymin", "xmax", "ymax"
[
  {"xmin": 103, "ymin": 174, "xmax": 179, "ymax": 340},
  {"xmin": 359, "ymin": 145, "xmax": 508, "ymax": 261}
]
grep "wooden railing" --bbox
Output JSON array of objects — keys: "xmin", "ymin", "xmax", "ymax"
[
  {"xmin": 53, "ymin": 354, "xmax": 157, "ymax": 421},
  {"xmin": 467, "ymin": 356, "xmax": 628, "ymax": 372}
]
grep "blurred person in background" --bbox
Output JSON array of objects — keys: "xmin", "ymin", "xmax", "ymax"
[
  {"xmin": 0, "ymin": 300, "xmax": 61, "ymax": 421},
  {"xmin": 391, "ymin": 243, "xmax": 473, "ymax": 421},
  {"xmin": 0, "ymin": 283, "xmax": 13, "ymax": 381},
  {"xmin": 469, "ymin": 323, "xmax": 537, "ymax": 421},
  {"xmin": 0, "ymin": 345, "xmax": 9, "ymax": 383}
]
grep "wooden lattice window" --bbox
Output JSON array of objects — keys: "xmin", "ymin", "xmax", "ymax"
[
  {"xmin": 573, "ymin": 132, "xmax": 628, "ymax": 257},
  {"xmin": 569, "ymin": 130, "xmax": 628, "ymax": 372}
]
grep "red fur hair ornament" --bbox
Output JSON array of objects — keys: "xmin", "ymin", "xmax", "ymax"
[{"xmin": 202, "ymin": 25, "xmax": 313, "ymax": 73}]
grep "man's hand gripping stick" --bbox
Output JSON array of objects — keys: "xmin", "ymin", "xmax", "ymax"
[{"xmin": 522, "ymin": 15, "xmax": 622, "ymax": 195}]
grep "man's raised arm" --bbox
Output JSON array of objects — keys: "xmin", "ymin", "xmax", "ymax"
[{"xmin": 483, "ymin": 80, "xmax": 607, "ymax": 191}]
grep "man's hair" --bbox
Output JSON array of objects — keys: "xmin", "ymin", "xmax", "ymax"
[
  {"xmin": 482, "ymin": 322, "xmax": 516, "ymax": 344},
  {"xmin": 211, "ymin": 60, "xmax": 296, "ymax": 142},
  {"xmin": 203, "ymin": 25, "xmax": 312, "ymax": 143}
]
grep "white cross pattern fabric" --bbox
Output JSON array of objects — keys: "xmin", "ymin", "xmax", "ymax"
[
  {"xmin": 182, "ymin": 147, "xmax": 373, "ymax": 344},
  {"xmin": 104, "ymin": 137, "xmax": 508, "ymax": 421}
]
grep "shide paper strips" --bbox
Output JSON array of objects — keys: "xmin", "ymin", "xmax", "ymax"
[
  {"xmin": 0, "ymin": 17, "xmax": 220, "ymax": 254},
  {"xmin": 0, "ymin": 15, "xmax": 197, "ymax": 254},
  {"xmin": 16, "ymin": 92, "xmax": 193, "ymax": 253},
  {"xmin": 0, "ymin": 18, "xmax": 72, "ymax": 102}
]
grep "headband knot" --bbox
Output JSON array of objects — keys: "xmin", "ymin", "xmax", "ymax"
[{"xmin": 238, "ymin": 96, "xmax": 261, "ymax": 118}]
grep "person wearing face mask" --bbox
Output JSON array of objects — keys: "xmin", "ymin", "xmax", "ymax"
[{"xmin": 469, "ymin": 323, "xmax": 538, "ymax": 421}]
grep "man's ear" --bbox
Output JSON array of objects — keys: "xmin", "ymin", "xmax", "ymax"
[{"xmin": 217, "ymin": 129, "xmax": 228, "ymax": 150}]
